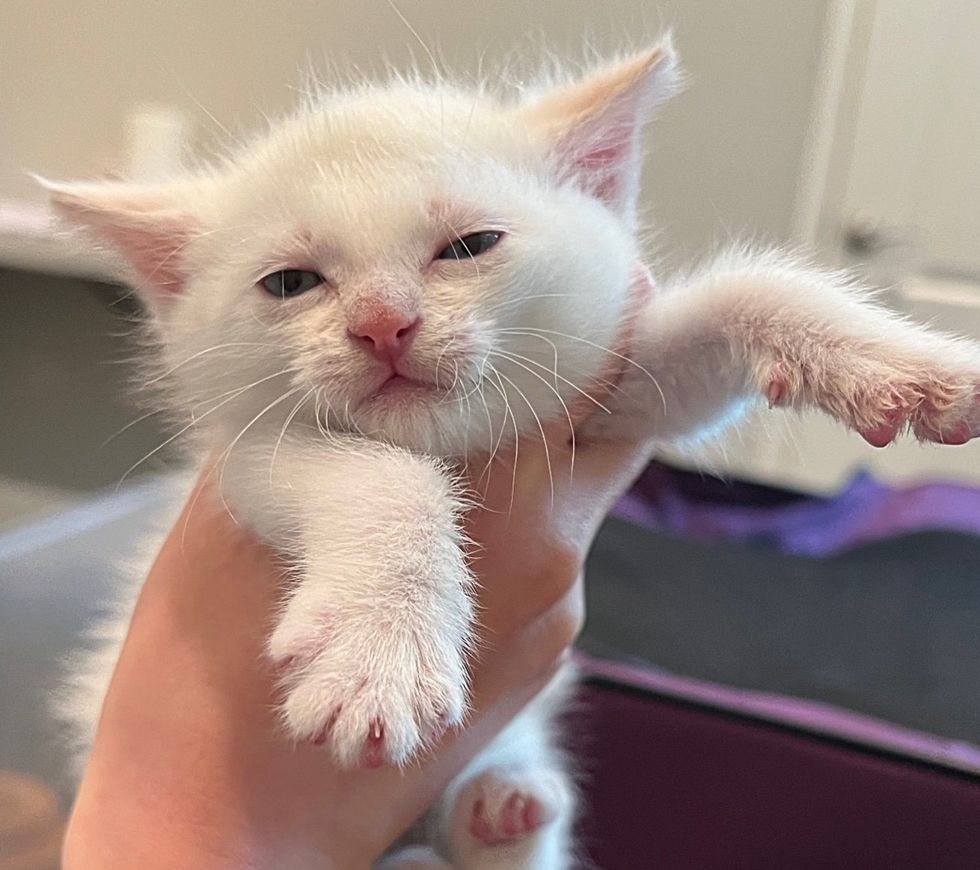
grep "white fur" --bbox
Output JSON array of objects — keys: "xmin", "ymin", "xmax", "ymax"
[{"xmin": 47, "ymin": 38, "xmax": 980, "ymax": 869}]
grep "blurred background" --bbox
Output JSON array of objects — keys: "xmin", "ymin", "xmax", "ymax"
[
  {"xmin": 2, "ymin": 0, "xmax": 979, "ymax": 518},
  {"xmin": 1, "ymin": 1, "xmax": 979, "ymax": 866}
]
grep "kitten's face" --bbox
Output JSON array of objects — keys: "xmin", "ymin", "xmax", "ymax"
[{"xmin": 48, "ymin": 45, "xmax": 677, "ymax": 457}]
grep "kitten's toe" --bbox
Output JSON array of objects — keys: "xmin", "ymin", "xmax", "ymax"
[
  {"xmin": 273, "ymin": 624, "xmax": 467, "ymax": 767},
  {"xmin": 453, "ymin": 767, "xmax": 567, "ymax": 847},
  {"xmin": 360, "ymin": 719, "xmax": 386, "ymax": 768},
  {"xmin": 910, "ymin": 383, "xmax": 980, "ymax": 444},
  {"xmin": 857, "ymin": 408, "xmax": 907, "ymax": 448},
  {"xmin": 470, "ymin": 791, "xmax": 548, "ymax": 844}
]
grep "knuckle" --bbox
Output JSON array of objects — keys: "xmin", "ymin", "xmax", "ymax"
[{"xmin": 543, "ymin": 538, "xmax": 585, "ymax": 587}]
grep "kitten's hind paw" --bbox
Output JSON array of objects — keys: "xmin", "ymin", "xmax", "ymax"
[{"xmin": 445, "ymin": 766, "xmax": 574, "ymax": 869}]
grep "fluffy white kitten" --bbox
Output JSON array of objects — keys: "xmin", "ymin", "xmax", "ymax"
[{"xmin": 47, "ymin": 38, "xmax": 980, "ymax": 869}]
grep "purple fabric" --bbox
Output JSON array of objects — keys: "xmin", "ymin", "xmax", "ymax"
[
  {"xmin": 613, "ymin": 464, "xmax": 980, "ymax": 557},
  {"xmin": 576, "ymin": 653, "xmax": 980, "ymax": 775},
  {"xmin": 574, "ymin": 668, "xmax": 980, "ymax": 869}
]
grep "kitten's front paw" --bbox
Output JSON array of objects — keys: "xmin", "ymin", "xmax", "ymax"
[
  {"xmin": 765, "ymin": 343, "xmax": 980, "ymax": 448},
  {"xmin": 269, "ymin": 609, "xmax": 468, "ymax": 768}
]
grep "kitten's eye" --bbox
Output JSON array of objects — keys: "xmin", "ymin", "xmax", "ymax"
[
  {"xmin": 436, "ymin": 231, "xmax": 502, "ymax": 261},
  {"xmin": 260, "ymin": 269, "xmax": 324, "ymax": 299}
]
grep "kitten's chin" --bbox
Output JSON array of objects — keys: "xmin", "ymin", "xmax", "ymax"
[{"xmin": 353, "ymin": 391, "xmax": 460, "ymax": 456}]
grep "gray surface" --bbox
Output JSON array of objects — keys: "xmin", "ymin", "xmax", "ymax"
[
  {"xmin": 0, "ymin": 475, "xmax": 170, "ymax": 802},
  {"xmin": 582, "ymin": 519, "xmax": 980, "ymax": 743},
  {"xmin": 0, "ymin": 268, "xmax": 173, "ymax": 494}
]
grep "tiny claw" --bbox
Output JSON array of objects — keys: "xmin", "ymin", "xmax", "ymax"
[
  {"xmin": 767, "ymin": 378, "xmax": 786, "ymax": 409},
  {"xmin": 361, "ymin": 720, "xmax": 386, "ymax": 768},
  {"xmin": 274, "ymin": 654, "xmax": 296, "ymax": 677},
  {"xmin": 524, "ymin": 795, "xmax": 548, "ymax": 829},
  {"xmin": 309, "ymin": 708, "xmax": 340, "ymax": 746}
]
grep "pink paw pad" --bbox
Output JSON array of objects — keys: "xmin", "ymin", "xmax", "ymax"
[
  {"xmin": 912, "ymin": 385, "xmax": 980, "ymax": 444},
  {"xmin": 938, "ymin": 422, "xmax": 973, "ymax": 445},
  {"xmin": 859, "ymin": 409, "xmax": 906, "ymax": 448},
  {"xmin": 469, "ymin": 790, "xmax": 550, "ymax": 846}
]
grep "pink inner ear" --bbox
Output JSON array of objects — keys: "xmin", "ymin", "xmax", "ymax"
[
  {"xmin": 578, "ymin": 142, "xmax": 629, "ymax": 205},
  {"xmin": 101, "ymin": 219, "xmax": 188, "ymax": 295},
  {"xmin": 45, "ymin": 182, "xmax": 193, "ymax": 297},
  {"xmin": 558, "ymin": 122, "xmax": 637, "ymax": 212},
  {"xmin": 524, "ymin": 45, "xmax": 677, "ymax": 216}
]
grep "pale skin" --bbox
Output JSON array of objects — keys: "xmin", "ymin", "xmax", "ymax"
[{"xmin": 61, "ymin": 418, "xmax": 653, "ymax": 870}]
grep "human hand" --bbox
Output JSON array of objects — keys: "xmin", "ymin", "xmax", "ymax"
[{"xmin": 62, "ymin": 272, "xmax": 655, "ymax": 869}]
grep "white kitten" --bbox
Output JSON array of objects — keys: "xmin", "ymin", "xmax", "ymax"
[{"xmin": 46, "ymin": 37, "xmax": 980, "ymax": 868}]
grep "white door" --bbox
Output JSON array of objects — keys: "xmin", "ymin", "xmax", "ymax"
[{"xmin": 702, "ymin": 0, "xmax": 980, "ymax": 494}]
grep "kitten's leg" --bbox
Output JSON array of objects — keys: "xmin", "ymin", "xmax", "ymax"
[
  {"xmin": 233, "ymin": 438, "xmax": 474, "ymax": 768},
  {"xmin": 603, "ymin": 249, "xmax": 980, "ymax": 445},
  {"xmin": 439, "ymin": 668, "xmax": 576, "ymax": 870}
]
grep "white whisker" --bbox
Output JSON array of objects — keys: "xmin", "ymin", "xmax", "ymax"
[
  {"xmin": 493, "ymin": 346, "xmax": 611, "ymax": 416},
  {"xmin": 473, "ymin": 356, "xmax": 506, "ymax": 489},
  {"xmin": 216, "ymin": 384, "xmax": 307, "ymax": 513},
  {"xmin": 490, "ymin": 350, "xmax": 576, "ymax": 478},
  {"xmin": 494, "ymin": 368, "xmax": 553, "ymax": 506},
  {"xmin": 147, "ymin": 342, "xmax": 284, "ymax": 386},
  {"xmin": 116, "ymin": 367, "xmax": 298, "ymax": 486},
  {"xmin": 482, "ymin": 363, "xmax": 520, "ymax": 512},
  {"xmin": 434, "ymin": 336, "xmax": 457, "ymax": 391},
  {"xmin": 99, "ymin": 407, "xmax": 168, "ymax": 448},
  {"xmin": 497, "ymin": 326, "xmax": 668, "ymax": 416},
  {"xmin": 269, "ymin": 386, "xmax": 317, "ymax": 483}
]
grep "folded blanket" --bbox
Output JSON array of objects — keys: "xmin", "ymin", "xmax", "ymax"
[{"xmin": 615, "ymin": 463, "xmax": 980, "ymax": 557}]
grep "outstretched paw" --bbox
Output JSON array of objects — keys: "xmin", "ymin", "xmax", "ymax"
[
  {"xmin": 848, "ymin": 380, "xmax": 980, "ymax": 448},
  {"xmin": 763, "ymin": 348, "xmax": 980, "ymax": 449}
]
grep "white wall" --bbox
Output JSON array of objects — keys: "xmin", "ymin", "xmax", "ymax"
[
  {"xmin": 836, "ymin": 0, "xmax": 980, "ymax": 279},
  {"xmin": 0, "ymin": 0, "xmax": 827, "ymax": 261}
]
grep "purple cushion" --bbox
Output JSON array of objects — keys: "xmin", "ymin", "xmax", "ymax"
[{"xmin": 575, "ymin": 674, "xmax": 980, "ymax": 869}]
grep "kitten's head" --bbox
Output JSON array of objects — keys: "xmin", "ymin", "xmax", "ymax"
[{"xmin": 44, "ymin": 41, "xmax": 678, "ymax": 457}]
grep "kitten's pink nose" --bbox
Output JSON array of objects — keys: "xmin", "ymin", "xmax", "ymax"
[{"xmin": 348, "ymin": 307, "xmax": 421, "ymax": 361}]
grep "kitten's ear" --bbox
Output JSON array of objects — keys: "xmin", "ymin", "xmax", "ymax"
[
  {"xmin": 519, "ymin": 39, "xmax": 680, "ymax": 219},
  {"xmin": 38, "ymin": 177, "xmax": 199, "ymax": 301}
]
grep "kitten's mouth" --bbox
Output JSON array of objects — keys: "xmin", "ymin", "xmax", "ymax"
[
  {"xmin": 361, "ymin": 372, "xmax": 439, "ymax": 406},
  {"xmin": 379, "ymin": 374, "xmax": 432, "ymax": 393}
]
